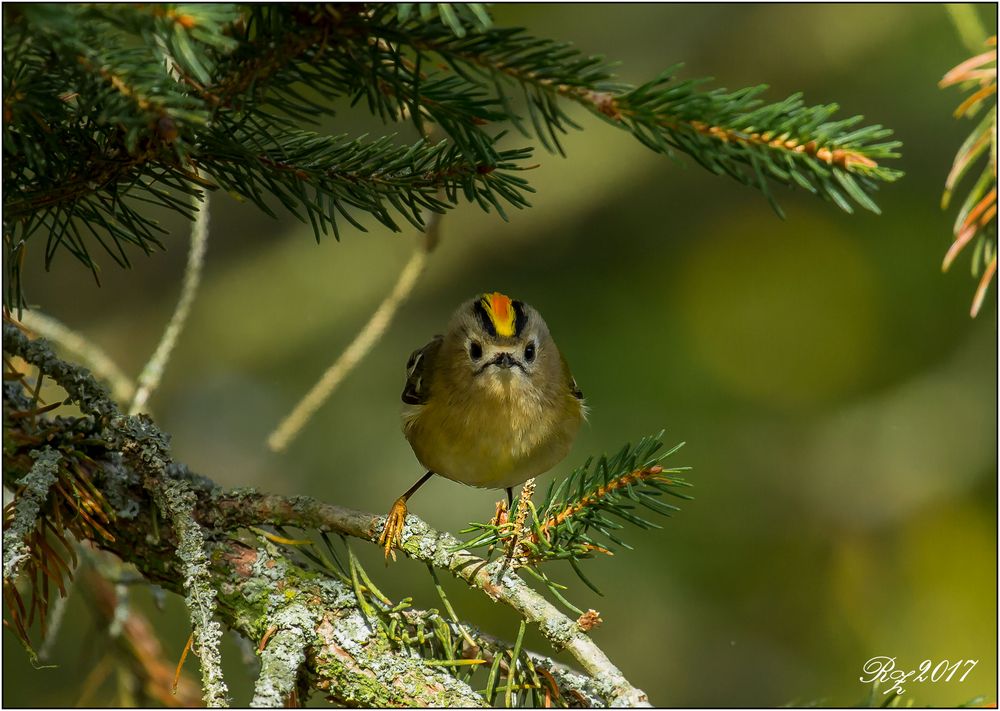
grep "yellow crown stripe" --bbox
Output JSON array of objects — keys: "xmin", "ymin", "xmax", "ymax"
[{"xmin": 481, "ymin": 292, "xmax": 517, "ymax": 337}]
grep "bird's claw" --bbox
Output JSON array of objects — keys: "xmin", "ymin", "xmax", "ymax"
[{"xmin": 378, "ymin": 497, "xmax": 408, "ymax": 562}]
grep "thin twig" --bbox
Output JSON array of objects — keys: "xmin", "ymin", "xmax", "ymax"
[
  {"xmin": 267, "ymin": 210, "xmax": 440, "ymax": 452},
  {"xmin": 129, "ymin": 193, "xmax": 210, "ymax": 415},
  {"xmin": 17, "ymin": 312, "xmax": 135, "ymax": 404}
]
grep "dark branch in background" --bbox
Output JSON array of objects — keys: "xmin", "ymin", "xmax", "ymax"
[{"xmin": 3, "ymin": 3, "xmax": 901, "ymax": 311}]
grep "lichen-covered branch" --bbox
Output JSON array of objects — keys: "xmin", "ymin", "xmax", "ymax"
[
  {"xmin": 203, "ymin": 490, "xmax": 651, "ymax": 707},
  {"xmin": 3, "ymin": 322, "xmax": 608, "ymax": 707},
  {"xmin": 134, "ymin": 460, "xmax": 231, "ymax": 707},
  {"xmin": 2, "ymin": 447, "xmax": 62, "ymax": 580},
  {"xmin": 17, "ymin": 312, "xmax": 136, "ymax": 404}
]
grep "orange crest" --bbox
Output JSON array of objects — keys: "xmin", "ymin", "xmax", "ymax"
[{"xmin": 481, "ymin": 292, "xmax": 517, "ymax": 337}]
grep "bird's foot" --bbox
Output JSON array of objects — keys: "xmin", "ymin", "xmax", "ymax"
[{"xmin": 378, "ymin": 497, "xmax": 408, "ymax": 562}]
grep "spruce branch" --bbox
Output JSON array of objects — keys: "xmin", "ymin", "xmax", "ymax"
[
  {"xmin": 202, "ymin": 489, "xmax": 653, "ymax": 707},
  {"xmin": 4, "ymin": 4, "xmax": 903, "ymax": 311},
  {"xmin": 397, "ymin": 4, "xmax": 494, "ymax": 39},
  {"xmin": 939, "ymin": 36, "xmax": 997, "ymax": 317},
  {"xmin": 3, "ymin": 321, "xmax": 655, "ymax": 707},
  {"xmin": 198, "ymin": 122, "xmax": 534, "ymax": 234},
  {"xmin": 364, "ymin": 11, "xmax": 903, "ymax": 215},
  {"xmin": 460, "ymin": 435, "xmax": 692, "ymax": 597},
  {"xmin": 212, "ymin": 6, "xmax": 505, "ymax": 159},
  {"xmin": 532, "ymin": 438, "xmax": 692, "ymax": 557},
  {"xmin": 1, "ymin": 4, "xmax": 532, "ymax": 309}
]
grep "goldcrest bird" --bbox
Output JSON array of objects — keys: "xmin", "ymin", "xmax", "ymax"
[{"xmin": 378, "ymin": 291, "xmax": 586, "ymax": 559}]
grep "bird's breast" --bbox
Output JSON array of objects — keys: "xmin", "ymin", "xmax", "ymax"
[{"xmin": 401, "ymin": 383, "xmax": 583, "ymax": 490}]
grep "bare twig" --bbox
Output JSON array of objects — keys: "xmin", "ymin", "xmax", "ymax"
[
  {"xmin": 130, "ymin": 193, "xmax": 210, "ymax": 415},
  {"xmin": 267, "ymin": 210, "xmax": 440, "ymax": 452}
]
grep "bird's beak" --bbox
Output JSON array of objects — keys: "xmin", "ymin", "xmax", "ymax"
[
  {"xmin": 494, "ymin": 352, "xmax": 517, "ymax": 369},
  {"xmin": 476, "ymin": 351, "xmax": 523, "ymax": 375}
]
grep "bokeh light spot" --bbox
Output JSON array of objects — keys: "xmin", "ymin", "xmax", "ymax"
[{"xmin": 673, "ymin": 208, "xmax": 880, "ymax": 409}]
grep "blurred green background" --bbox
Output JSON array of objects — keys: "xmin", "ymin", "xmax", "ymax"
[{"xmin": 4, "ymin": 3, "xmax": 996, "ymax": 707}]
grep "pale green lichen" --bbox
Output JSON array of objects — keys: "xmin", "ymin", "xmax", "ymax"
[
  {"xmin": 100, "ymin": 453, "xmax": 140, "ymax": 519},
  {"xmin": 320, "ymin": 605, "xmax": 485, "ymax": 707},
  {"xmin": 115, "ymin": 423, "xmax": 226, "ymax": 706},
  {"xmin": 2, "ymin": 447, "xmax": 61, "ymax": 581},
  {"xmin": 146, "ymin": 474, "xmax": 230, "ymax": 707},
  {"xmin": 538, "ymin": 616, "xmax": 577, "ymax": 652},
  {"xmin": 3, "ymin": 324, "xmax": 116, "ymax": 422},
  {"xmin": 251, "ymin": 604, "xmax": 313, "ymax": 707},
  {"xmin": 530, "ymin": 656, "xmax": 603, "ymax": 706},
  {"xmin": 237, "ymin": 542, "xmax": 484, "ymax": 707}
]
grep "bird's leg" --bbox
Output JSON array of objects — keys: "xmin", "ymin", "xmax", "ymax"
[{"xmin": 378, "ymin": 471, "xmax": 433, "ymax": 561}]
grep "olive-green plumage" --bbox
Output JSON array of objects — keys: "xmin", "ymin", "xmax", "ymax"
[
  {"xmin": 401, "ymin": 293, "xmax": 585, "ymax": 489},
  {"xmin": 378, "ymin": 292, "xmax": 585, "ymax": 559}
]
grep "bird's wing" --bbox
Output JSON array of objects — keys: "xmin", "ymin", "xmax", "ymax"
[
  {"xmin": 401, "ymin": 335, "xmax": 443, "ymax": 405},
  {"xmin": 560, "ymin": 352, "xmax": 584, "ymax": 400}
]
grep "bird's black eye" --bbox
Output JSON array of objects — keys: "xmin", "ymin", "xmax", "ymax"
[
  {"xmin": 524, "ymin": 341, "xmax": 536, "ymax": 362},
  {"xmin": 469, "ymin": 341, "xmax": 483, "ymax": 360}
]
